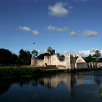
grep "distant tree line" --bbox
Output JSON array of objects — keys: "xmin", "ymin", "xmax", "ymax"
[
  {"xmin": 0, "ymin": 49, "xmax": 18, "ymax": 65},
  {"xmin": 84, "ymin": 50, "xmax": 102, "ymax": 63},
  {"xmin": 0, "ymin": 49, "xmax": 32, "ymax": 66},
  {"xmin": 0, "ymin": 48, "xmax": 102, "ymax": 66}
]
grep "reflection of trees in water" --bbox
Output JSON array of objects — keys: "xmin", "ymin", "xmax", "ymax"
[
  {"xmin": 32, "ymin": 80, "xmax": 38, "ymax": 87},
  {"xmin": 0, "ymin": 78, "xmax": 39, "ymax": 95},
  {"xmin": 0, "ymin": 80, "xmax": 11, "ymax": 95},
  {"xmin": 0, "ymin": 73, "xmax": 77, "ymax": 95},
  {"xmin": 94, "ymin": 76, "xmax": 102, "ymax": 85}
]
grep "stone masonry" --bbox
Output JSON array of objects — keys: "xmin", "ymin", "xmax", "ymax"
[{"xmin": 31, "ymin": 53, "xmax": 88, "ymax": 69}]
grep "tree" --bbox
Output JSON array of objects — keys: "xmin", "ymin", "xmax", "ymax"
[
  {"xmin": 56, "ymin": 53, "xmax": 65, "ymax": 61},
  {"xmin": 84, "ymin": 54, "xmax": 94, "ymax": 63},
  {"xmin": 0, "ymin": 49, "xmax": 12, "ymax": 64},
  {"xmin": 59, "ymin": 55, "xmax": 65, "ymax": 61},
  {"xmin": 26, "ymin": 51, "xmax": 32, "ymax": 64},
  {"xmin": 93, "ymin": 50, "xmax": 101, "ymax": 61},
  {"xmin": 12, "ymin": 54, "xmax": 18, "ymax": 64},
  {"xmin": 32, "ymin": 50, "xmax": 38, "ymax": 57},
  {"xmin": 46, "ymin": 47, "xmax": 55, "ymax": 55},
  {"xmin": 0, "ymin": 49, "xmax": 18, "ymax": 65},
  {"xmin": 37, "ymin": 53, "xmax": 51, "ymax": 59},
  {"xmin": 47, "ymin": 47, "xmax": 53, "ymax": 52},
  {"xmin": 56, "ymin": 53, "xmax": 60, "ymax": 58},
  {"xmin": 19, "ymin": 49, "xmax": 32, "ymax": 65}
]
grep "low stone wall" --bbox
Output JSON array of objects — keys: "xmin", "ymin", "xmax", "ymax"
[
  {"xmin": 88, "ymin": 62, "xmax": 97, "ymax": 68},
  {"xmin": 88, "ymin": 62, "xmax": 102, "ymax": 68},
  {"xmin": 75, "ymin": 62, "xmax": 88, "ymax": 69},
  {"xmin": 97, "ymin": 63, "xmax": 102, "ymax": 68}
]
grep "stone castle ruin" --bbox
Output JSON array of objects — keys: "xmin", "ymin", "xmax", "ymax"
[{"xmin": 31, "ymin": 49, "xmax": 88, "ymax": 69}]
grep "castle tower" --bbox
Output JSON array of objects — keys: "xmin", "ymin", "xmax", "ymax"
[
  {"xmin": 44, "ymin": 56, "xmax": 51, "ymax": 66},
  {"xmin": 31, "ymin": 57, "xmax": 37, "ymax": 66},
  {"xmin": 66, "ymin": 53, "xmax": 76, "ymax": 69}
]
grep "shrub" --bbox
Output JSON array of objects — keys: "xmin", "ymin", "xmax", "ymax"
[{"xmin": 100, "ymin": 86, "xmax": 102, "ymax": 98}]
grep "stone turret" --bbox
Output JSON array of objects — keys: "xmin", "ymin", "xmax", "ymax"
[
  {"xmin": 31, "ymin": 57, "xmax": 37, "ymax": 66},
  {"xmin": 66, "ymin": 53, "xmax": 76, "ymax": 69}
]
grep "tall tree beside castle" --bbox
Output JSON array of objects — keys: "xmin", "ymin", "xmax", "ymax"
[
  {"xmin": 46, "ymin": 47, "xmax": 55, "ymax": 55},
  {"xmin": 93, "ymin": 50, "xmax": 101, "ymax": 61},
  {"xmin": 18, "ymin": 49, "xmax": 32, "ymax": 65},
  {"xmin": 0, "ymin": 49, "xmax": 18, "ymax": 65},
  {"xmin": 84, "ymin": 54, "xmax": 94, "ymax": 63},
  {"xmin": 56, "ymin": 53, "xmax": 65, "ymax": 61},
  {"xmin": 32, "ymin": 50, "xmax": 38, "ymax": 57}
]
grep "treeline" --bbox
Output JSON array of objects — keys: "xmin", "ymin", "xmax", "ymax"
[
  {"xmin": 0, "ymin": 47, "xmax": 66, "ymax": 66},
  {"xmin": 84, "ymin": 50, "xmax": 102, "ymax": 63},
  {"xmin": 0, "ymin": 49, "xmax": 32, "ymax": 66},
  {"xmin": 0, "ymin": 48, "xmax": 102, "ymax": 66}
]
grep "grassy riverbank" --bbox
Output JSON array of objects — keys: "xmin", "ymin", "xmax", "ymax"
[
  {"xmin": 0, "ymin": 66, "xmax": 102, "ymax": 78},
  {"xmin": 0, "ymin": 67, "xmax": 65, "ymax": 78},
  {"xmin": 100, "ymin": 86, "xmax": 102, "ymax": 98}
]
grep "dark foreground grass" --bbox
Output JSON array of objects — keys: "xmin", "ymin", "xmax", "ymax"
[
  {"xmin": 0, "ymin": 67, "xmax": 64, "ymax": 78},
  {"xmin": 0, "ymin": 66, "xmax": 102, "ymax": 78},
  {"xmin": 100, "ymin": 86, "xmax": 102, "ymax": 98},
  {"xmin": 0, "ymin": 67, "xmax": 41, "ymax": 77}
]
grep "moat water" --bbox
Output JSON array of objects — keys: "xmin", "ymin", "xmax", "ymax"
[{"xmin": 0, "ymin": 71, "xmax": 102, "ymax": 102}]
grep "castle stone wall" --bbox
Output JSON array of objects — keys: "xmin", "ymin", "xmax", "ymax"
[
  {"xmin": 36, "ymin": 59, "xmax": 44, "ymax": 67},
  {"xmin": 75, "ymin": 62, "xmax": 88, "ymax": 69},
  {"xmin": 44, "ymin": 56, "xmax": 51, "ymax": 65},
  {"xmin": 97, "ymin": 63, "xmax": 102, "ymax": 68},
  {"xmin": 31, "ymin": 53, "xmax": 88, "ymax": 69},
  {"xmin": 31, "ymin": 57, "xmax": 37, "ymax": 66}
]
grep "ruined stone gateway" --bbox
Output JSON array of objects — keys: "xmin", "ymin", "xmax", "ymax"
[{"xmin": 31, "ymin": 52, "xmax": 88, "ymax": 69}]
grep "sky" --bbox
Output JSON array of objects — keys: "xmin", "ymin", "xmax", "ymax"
[{"xmin": 0, "ymin": 0, "xmax": 102, "ymax": 56}]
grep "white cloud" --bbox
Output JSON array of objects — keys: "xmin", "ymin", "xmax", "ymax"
[
  {"xmin": 48, "ymin": 2, "xmax": 68, "ymax": 17},
  {"xmin": 70, "ymin": 48, "xmax": 102, "ymax": 57},
  {"xmin": 90, "ymin": 48, "xmax": 99, "ymax": 53},
  {"xmin": 82, "ymin": 30, "xmax": 98, "ymax": 37},
  {"xmin": 69, "ymin": 31, "xmax": 77, "ymax": 37},
  {"xmin": 19, "ymin": 26, "xmax": 40, "ymax": 35},
  {"xmin": 30, "ymin": 30, "xmax": 40, "ymax": 35},
  {"xmin": 48, "ymin": 25, "xmax": 69, "ymax": 32},
  {"xmin": 19, "ymin": 26, "xmax": 31, "ymax": 31},
  {"xmin": 63, "ymin": 51, "xmax": 68, "ymax": 55}
]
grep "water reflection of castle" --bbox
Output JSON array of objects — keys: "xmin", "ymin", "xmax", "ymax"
[
  {"xmin": 1, "ymin": 72, "xmax": 102, "ymax": 95},
  {"xmin": 39, "ymin": 73, "xmax": 102, "ymax": 90},
  {"xmin": 39, "ymin": 73, "xmax": 76, "ymax": 90}
]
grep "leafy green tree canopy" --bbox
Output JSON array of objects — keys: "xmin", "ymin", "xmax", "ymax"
[
  {"xmin": 93, "ymin": 50, "xmax": 101, "ymax": 61},
  {"xmin": 19, "ymin": 49, "xmax": 32, "ymax": 65},
  {"xmin": 0, "ymin": 49, "xmax": 18, "ymax": 64},
  {"xmin": 32, "ymin": 50, "xmax": 38, "ymax": 57},
  {"xmin": 84, "ymin": 54, "xmax": 94, "ymax": 63},
  {"xmin": 37, "ymin": 53, "xmax": 51, "ymax": 59},
  {"xmin": 56, "ymin": 53, "xmax": 65, "ymax": 61},
  {"xmin": 47, "ymin": 47, "xmax": 53, "ymax": 52},
  {"xmin": 46, "ymin": 47, "xmax": 55, "ymax": 55}
]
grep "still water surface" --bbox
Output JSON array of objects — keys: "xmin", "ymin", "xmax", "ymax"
[{"xmin": 0, "ymin": 71, "xmax": 102, "ymax": 102}]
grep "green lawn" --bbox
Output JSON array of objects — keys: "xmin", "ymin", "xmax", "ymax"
[{"xmin": 0, "ymin": 66, "xmax": 64, "ymax": 78}]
